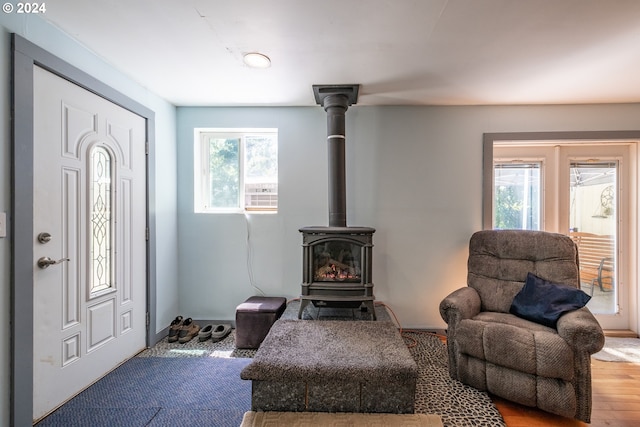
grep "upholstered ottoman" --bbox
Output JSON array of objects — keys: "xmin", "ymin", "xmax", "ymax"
[{"xmin": 235, "ymin": 296, "xmax": 287, "ymax": 349}]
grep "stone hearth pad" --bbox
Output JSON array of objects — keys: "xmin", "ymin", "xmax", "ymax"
[{"xmin": 240, "ymin": 319, "xmax": 418, "ymax": 413}]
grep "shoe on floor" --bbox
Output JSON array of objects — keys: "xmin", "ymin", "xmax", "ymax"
[
  {"xmin": 167, "ymin": 316, "xmax": 183, "ymax": 343},
  {"xmin": 198, "ymin": 324, "xmax": 213, "ymax": 342},
  {"xmin": 211, "ymin": 324, "xmax": 232, "ymax": 342},
  {"xmin": 178, "ymin": 318, "xmax": 200, "ymax": 344}
]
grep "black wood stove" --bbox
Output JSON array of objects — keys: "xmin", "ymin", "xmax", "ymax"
[{"xmin": 298, "ymin": 85, "xmax": 376, "ymax": 319}]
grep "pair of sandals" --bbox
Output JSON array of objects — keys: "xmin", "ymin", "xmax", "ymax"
[{"xmin": 198, "ymin": 323, "xmax": 232, "ymax": 342}]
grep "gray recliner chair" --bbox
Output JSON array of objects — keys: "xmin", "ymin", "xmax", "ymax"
[{"xmin": 439, "ymin": 230, "xmax": 605, "ymax": 422}]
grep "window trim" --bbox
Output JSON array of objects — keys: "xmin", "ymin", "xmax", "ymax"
[{"xmin": 194, "ymin": 128, "xmax": 278, "ymax": 214}]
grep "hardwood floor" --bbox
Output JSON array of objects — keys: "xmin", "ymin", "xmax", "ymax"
[{"xmin": 493, "ymin": 359, "xmax": 640, "ymax": 427}]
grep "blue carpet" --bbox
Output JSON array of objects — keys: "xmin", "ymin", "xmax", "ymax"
[
  {"xmin": 148, "ymin": 409, "xmax": 245, "ymax": 427},
  {"xmin": 36, "ymin": 357, "xmax": 252, "ymax": 427}
]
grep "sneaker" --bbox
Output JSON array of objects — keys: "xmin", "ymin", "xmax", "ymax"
[
  {"xmin": 211, "ymin": 324, "xmax": 232, "ymax": 342},
  {"xmin": 167, "ymin": 316, "xmax": 183, "ymax": 343},
  {"xmin": 178, "ymin": 318, "xmax": 200, "ymax": 343},
  {"xmin": 198, "ymin": 324, "xmax": 213, "ymax": 342}
]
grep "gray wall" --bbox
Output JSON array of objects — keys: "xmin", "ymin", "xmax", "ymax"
[
  {"xmin": 0, "ymin": 14, "xmax": 178, "ymax": 425},
  {"xmin": 177, "ymin": 104, "xmax": 640, "ymax": 328}
]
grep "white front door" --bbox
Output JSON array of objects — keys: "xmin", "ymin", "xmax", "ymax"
[{"xmin": 32, "ymin": 65, "xmax": 147, "ymax": 421}]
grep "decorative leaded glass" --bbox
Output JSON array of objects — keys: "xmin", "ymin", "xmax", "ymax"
[{"xmin": 89, "ymin": 146, "xmax": 112, "ymax": 295}]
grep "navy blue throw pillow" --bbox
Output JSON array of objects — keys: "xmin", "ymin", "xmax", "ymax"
[{"xmin": 510, "ymin": 272, "xmax": 591, "ymax": 328}]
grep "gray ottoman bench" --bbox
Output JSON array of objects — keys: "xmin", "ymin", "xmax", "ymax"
[
  {"xmin": 240, "ymin": 319, "xmax": 418, "ymax": 413},
  {"xmin": 235, "ymin": 296, "xmax": 287, "ymax": 349}
]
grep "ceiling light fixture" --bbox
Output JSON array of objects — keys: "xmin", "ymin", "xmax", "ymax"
[{"xmin": 243, "ymin": 52, "xmax": 271, "ymax": 68}]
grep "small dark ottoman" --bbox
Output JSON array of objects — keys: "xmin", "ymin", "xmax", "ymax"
[{"xmin": 235, "ymin": 296, "xmax": 287, "ymax": 349}]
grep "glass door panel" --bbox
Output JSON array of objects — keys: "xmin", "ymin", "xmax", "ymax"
[
  {"xmin": 569, "ymin": 162, "xmax": 617, "ymax": 314},
  {"xmin": 494, "ymin": 163, "xmax": 541, "ymax": 230}
]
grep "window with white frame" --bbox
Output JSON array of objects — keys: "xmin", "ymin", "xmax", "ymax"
[
  {"xmin": 194, "ymin": 128, "xmax": 278, "ymax": 213},
  {"xmin": 493, "ymin": 162, "xmax": 541, "ymax": 230}
]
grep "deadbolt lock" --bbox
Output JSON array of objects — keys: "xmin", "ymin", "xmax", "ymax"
[{"xmin": 37, "ymin": 232, "xmax": 52, "ymax": 244}]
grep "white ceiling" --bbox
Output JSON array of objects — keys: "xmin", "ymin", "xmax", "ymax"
[{"xmin": 42, "ymin": 0, "xmax": 640, "ymax": 107}]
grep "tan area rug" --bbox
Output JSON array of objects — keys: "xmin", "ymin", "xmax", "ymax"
[
  {"xmin": 592, "ymin": 337, "xmax": 640, "ymax": 363},
  {"xmin": 241, "ymin": 411, "xmax": 443, "ymax": 427}
]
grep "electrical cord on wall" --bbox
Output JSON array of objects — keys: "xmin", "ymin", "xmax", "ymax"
[
  {"xmin": 375, "ymin": 301, "xmax": 446, "ymax": 348},
  {"xmin": 244, "ymin": 213, "xmax": 266, "ymax": 296}
]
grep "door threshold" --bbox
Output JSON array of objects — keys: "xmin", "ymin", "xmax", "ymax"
[{"xmin": 603, "ymin": 329, "xmax": 638, "ymax": 338}]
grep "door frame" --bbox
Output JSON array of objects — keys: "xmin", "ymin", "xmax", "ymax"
[
  {"xmin": 11, "ymin": 35, "xmax": 158, "ymax": 426},
  {"xmin": 483, "ymin": 131, "xmax": 640, "ymax": 335}
]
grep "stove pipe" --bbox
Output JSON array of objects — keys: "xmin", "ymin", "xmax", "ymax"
[
  {"xmin": 313, "ymin": 85, "xmax": 359, "ymax": 228},
  {"xmin": 324, "ymin": 94, "xmax": 348, "ymax": 227}
]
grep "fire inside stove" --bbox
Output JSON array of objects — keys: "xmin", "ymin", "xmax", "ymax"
[{"xmin": 313, "ymin": 241, "xmax": 361, "ymax": 282}]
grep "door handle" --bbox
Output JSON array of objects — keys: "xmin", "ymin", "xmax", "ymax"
[{"xmin": 37, "ymin": 257, "xmax": 70, "ymax": 269}]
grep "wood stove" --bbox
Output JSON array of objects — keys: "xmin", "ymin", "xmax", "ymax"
[
  {"xmin": 299, "ymin": 226, "xmax": 375, "ymax": 318},
  {"xmin": 298, "ymin": 85, "xmax": 376, "ymax": 319}
]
